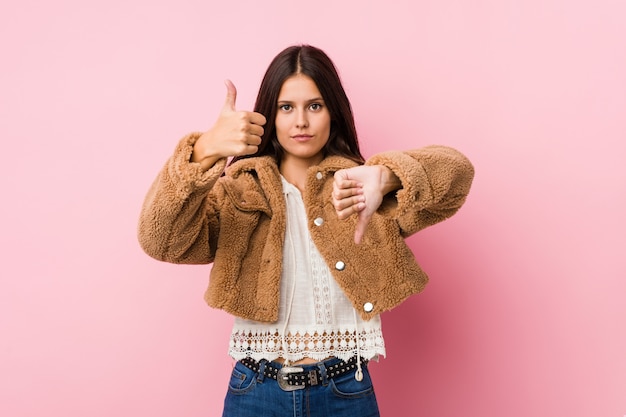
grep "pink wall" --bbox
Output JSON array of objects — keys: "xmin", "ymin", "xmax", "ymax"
[{"xmin": 1, "ymin": 0, "xmax": 624, "ymax": 416}]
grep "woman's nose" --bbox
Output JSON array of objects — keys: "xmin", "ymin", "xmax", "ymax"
[{"xmin": 295, "ymin": 110, "xmax": 309, "ymax": 128}]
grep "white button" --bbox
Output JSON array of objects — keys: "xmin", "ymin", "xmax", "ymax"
[
  {"xmin": 314, "ymin": 217, "xmax": 324, "ymax": 226},
  {"xmin": 316, "ymin": 172, "xmax": 323, "ymax": 180},
  {"xmin": 335, "ymin": 261, "xmax": 345, "ymax": 271},
  {"xmin": 363, "ymin": 302, "xmax": 374, "ymax": 312}
]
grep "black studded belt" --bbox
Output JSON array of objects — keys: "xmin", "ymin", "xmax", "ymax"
[{"xmin": 239, "ymin": 356, "xmax": 366, "ymax": 391}]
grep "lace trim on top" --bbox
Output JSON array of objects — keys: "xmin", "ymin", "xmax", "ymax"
[{"xmin": 229, "ymin": 326, "xmax": 385, "ymax": 363}]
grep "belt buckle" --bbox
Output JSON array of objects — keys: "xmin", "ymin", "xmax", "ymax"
[{"xmin": 277, "ymin": 366, "xmax": 305, "ymax": 391}]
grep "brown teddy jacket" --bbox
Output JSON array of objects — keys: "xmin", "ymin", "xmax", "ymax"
[{"xmin": 138, "ymin": 133, "xmax": 474, "ymax": 322}]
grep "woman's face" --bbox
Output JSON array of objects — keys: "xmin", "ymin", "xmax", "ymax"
[{"xmin": 275, "ymin": 74, "xmax": 331, "ymax": 167}]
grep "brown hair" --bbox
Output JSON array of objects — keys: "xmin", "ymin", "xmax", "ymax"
[{"xmin": 231, "ymin": 45, "xmax": 364, "ymax": 165}]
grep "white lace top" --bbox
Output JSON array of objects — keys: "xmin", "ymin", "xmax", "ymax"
[{"xmin": 228, "ymin": 176, "xmax": 386, "ymax": 363}]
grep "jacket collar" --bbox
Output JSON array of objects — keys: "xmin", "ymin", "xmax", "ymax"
[{"xmin": 225, "ymin": 155, "xmax": 360, "ymax": 178}]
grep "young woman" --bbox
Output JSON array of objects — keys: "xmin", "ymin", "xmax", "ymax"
[{"xmin": 138, "ymin": 45, "xmax": 474, "ymax": 417}]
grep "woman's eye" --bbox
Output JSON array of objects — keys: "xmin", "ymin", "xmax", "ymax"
[
  {"xmin": 279, "ymin": 104, "xmax": 292, "ymax": 111},
  {"xmin": 310, "ymin": 103, "xmax": 322, "ymax": 111}
]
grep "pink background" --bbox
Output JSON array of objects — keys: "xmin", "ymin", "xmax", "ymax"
[{"xmin": 1, "ymin": 0, "xmax": 625, "ymax": 416}]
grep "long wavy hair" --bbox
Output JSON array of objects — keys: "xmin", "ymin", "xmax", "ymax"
[{"xmin": 230, "ymin": 45, "xmax": 364, "ymax": 165}]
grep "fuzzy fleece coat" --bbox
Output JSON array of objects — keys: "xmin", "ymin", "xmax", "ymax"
[{"xmin": 138, "ymin": 133, "xmax": 474, "ymax": 322}]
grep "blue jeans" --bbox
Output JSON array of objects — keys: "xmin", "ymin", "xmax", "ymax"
[{"xmin": 222, "ymin": 358, "xmax": 380, "ymax": 417}]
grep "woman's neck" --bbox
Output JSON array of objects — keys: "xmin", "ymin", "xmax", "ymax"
[{"xmin": 279, "ymin": 156, "xmax": 322, "ymax": 193}]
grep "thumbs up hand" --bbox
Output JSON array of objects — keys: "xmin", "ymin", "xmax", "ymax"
[{"xmin": 191, "ymin": 80, "xmax": 267, "ymax": 170}]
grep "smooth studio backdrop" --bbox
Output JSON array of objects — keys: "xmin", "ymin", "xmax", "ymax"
[{"xmin": 1, "ymin": 0, "xmax": 625, "ymax": 416}]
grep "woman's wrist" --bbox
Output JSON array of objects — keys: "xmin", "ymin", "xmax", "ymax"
[
  {"xmin": 380, "ymin": 166, "xmax": 401, "ymax": 195},
  {"xmin": 190, "ymin": 132, "xmax": 222, "ymax": 171}
]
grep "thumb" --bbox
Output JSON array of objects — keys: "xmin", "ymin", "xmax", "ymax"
[
  {"xmin": 222, "ymin": 79, "xmax": 237, "ymax": 112},
  {"xmin": 354, "ymin": 212, "xmax": 371, "ymax": 245}
]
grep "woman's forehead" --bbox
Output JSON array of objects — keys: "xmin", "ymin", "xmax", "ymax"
[{"xmin": 277, "ymin": 74, "xmax": 322, "ymax": 102}]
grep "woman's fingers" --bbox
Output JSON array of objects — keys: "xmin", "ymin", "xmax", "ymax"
[
  {"xmin": 247, "ymin": 123, "xmax": 264, "ymax": 138},
  {"xmin": 332, "ymin": 171, "xmax": 364, "ymax": 218},
  {"xmin": 334, "ymin": 198, "xmax": 365, "ymax": 219},
  {"xmin": 332, "ymin": 166, "xmax": 389, "ymax": 243}
]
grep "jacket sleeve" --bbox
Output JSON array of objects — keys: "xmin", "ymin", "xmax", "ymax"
[
  {"xmin": 365, "ymin": 146, "xmax": 474, "ymax": 236},
  {"xmin": 137, "ymin": 133, "xmax": 228, "ymax": 264}
]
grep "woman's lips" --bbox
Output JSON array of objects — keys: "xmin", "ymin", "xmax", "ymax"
[{"xmin": 292, "ymin": 134, "xmax": 313, "ymax": 142}]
